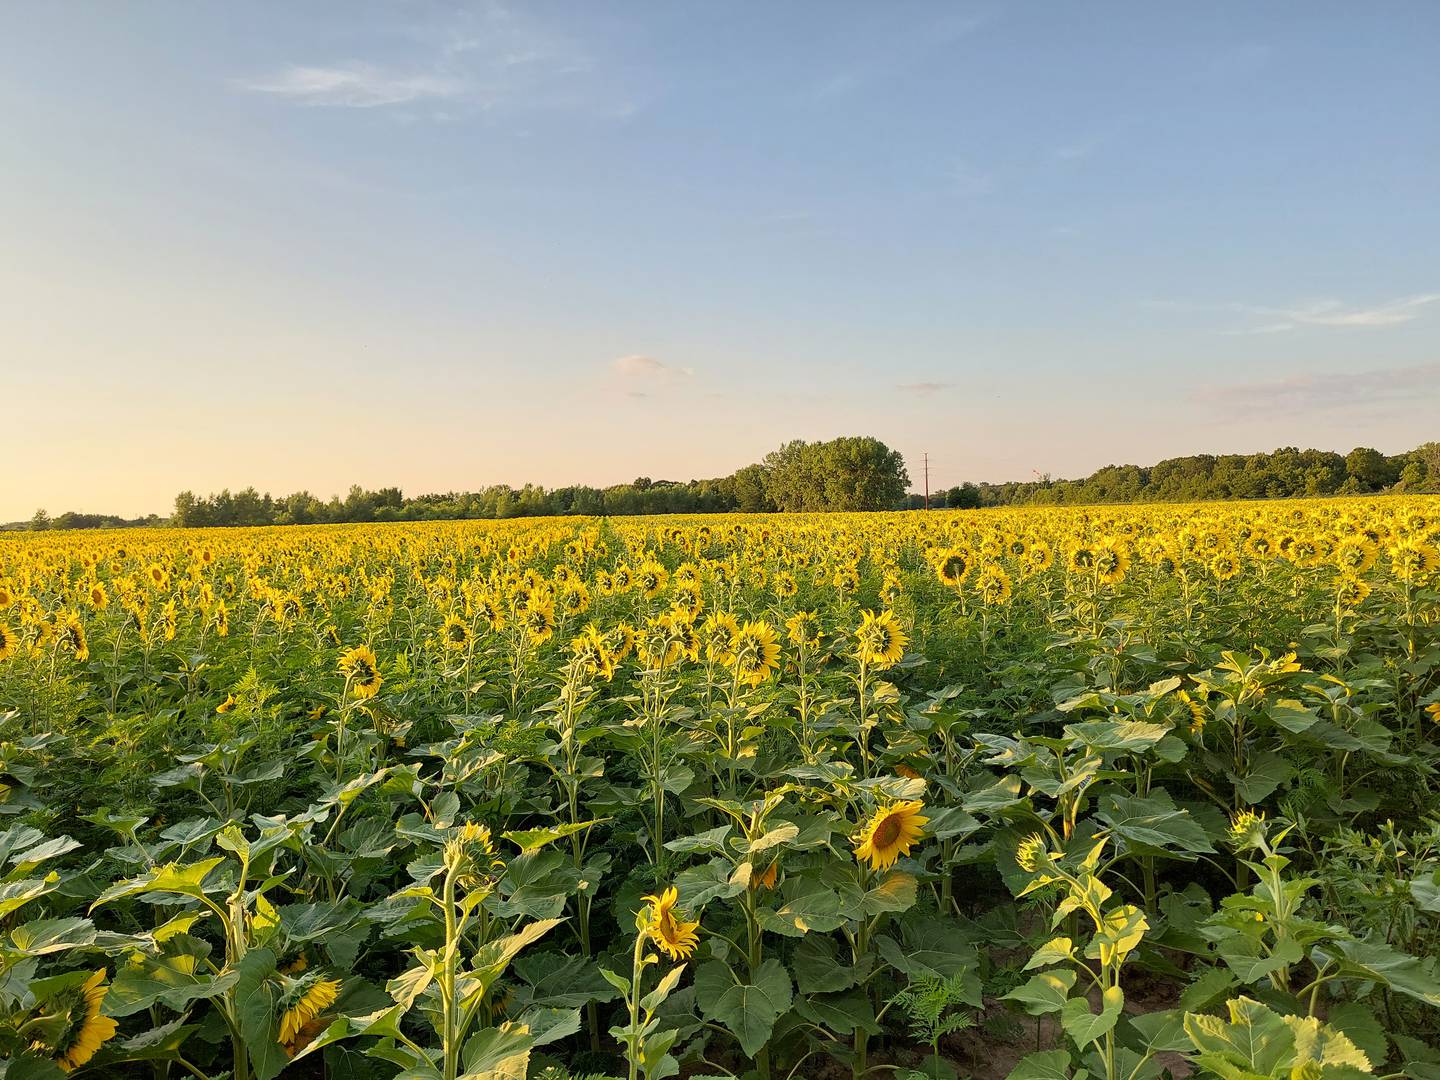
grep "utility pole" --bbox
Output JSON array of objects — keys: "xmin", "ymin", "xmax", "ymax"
[{"xmin": 923, "ymin": 452, "xmax": 929, "ymax": 511}]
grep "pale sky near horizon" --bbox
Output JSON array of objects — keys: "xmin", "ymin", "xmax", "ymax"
[{"xmin": 3, "ymin": 2, "xmax": 1438, "ymax": 519}]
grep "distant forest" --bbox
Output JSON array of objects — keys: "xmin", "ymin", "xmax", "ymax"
[{"xmin": 9, "ymin": 439, "xmax": 1438, "ymax": 532}]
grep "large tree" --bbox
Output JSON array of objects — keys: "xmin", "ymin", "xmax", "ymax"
[{"xmin": 761, "ymin": 436, "xmax": 909, "ymax": 512}]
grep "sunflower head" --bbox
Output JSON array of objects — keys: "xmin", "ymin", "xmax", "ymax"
[
  {"xmin": 442, "ymin": 614, "xmax": 472, "ymax": 650},
  {"xmin": 278, "ymin": 973, "xmax": 341, "ymax": 1054},
  {"xmin": 728, "ymin": 620, "xmax": 781, "ymax": 688},
  {"xmin": 853, "ymin": 799, "xmax": 928, "ymax": 871},
  {"xmin": 32, "ymin": 969, "xmax": 118, "ymax": 1073},
  {"xmin": 853, "ymin": 609, "xmax": 906, "ymax": 670},
  {"xmin": 1227, "ymin": 809, "xmax": 1267, "ymax": 850},
  {"xmin": 338, "ymin": 645, "xmax": 382, "ymax": 698},
  {"xmin": 638, "ymin": 886, "xmax": 700, "ymax": 960},
  {"xmin": 1015, "ymin": 833, "xmax": 1050, "ymax": 874}
]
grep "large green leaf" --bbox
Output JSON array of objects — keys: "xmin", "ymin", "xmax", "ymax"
[
  {"xmin": 1003, "ymin": 970, "xmax": 1076, "ymax": 1016},
  {"xmin": 693, "ymin": 958, "xmax": 793, "ymax": 1057},
  {"xmin": 1061, "ymin": 986, "xmax": 1122, "ymax": 1048}
]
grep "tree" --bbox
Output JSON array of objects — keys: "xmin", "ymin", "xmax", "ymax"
[
  {"xmin": 30, "ymin": 508, "xmax": 51, "ymax": 531},
  {"xmin": 1344, "ymin": 447, "xmax": 1396, "ymax": 492}
]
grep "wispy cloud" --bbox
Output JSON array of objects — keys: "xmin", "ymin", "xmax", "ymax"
[
  {"xmin": 613, "ymin": 355, "xmax": 693, "ymax": 380},
  {"xmin": 897, "ymin": 381, "xmax": 953, "ymax": 395},
  {"xmin": 238, "ymin": 6, "xmax": 631, "ymax": 116},
  {"xmin": 241, "ymin": 63, "xmax": 465, "ymax": 108},
  {"xmin": 1193, "ymin": 362, "xmax": 1440, "ymax": 416},
  {"xmin": 1227, "ymin": 293, "xmax": 1440, "ymax": 334}
]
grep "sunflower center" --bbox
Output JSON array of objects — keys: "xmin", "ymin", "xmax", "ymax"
[{"xmin": 872, "ymin": 815, "xmax": 902, "ymax": 848}]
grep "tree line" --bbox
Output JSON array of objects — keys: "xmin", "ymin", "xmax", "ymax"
[
  {"xmin": 12, "ymin": 438, "xmax": 1435, "ymax": 532},
  {"xmin": 9, "ymin": 435, "xmax": 908, "ymax": 530},
  {"xmin": 918, "ymin": 442, "xmax": 1439, "ymax": 509}
]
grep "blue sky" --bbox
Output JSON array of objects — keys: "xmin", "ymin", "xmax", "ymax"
[{"xmin": 3, "ymin": 2, "xmax": 1438, "ymax": 517}]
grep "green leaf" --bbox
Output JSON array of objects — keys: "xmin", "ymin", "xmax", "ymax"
[
  {"xmin": 1004, "ymin": 1049, "xmax": 1085, "ymax": 1080},
  {"xmin": 1098, "ymin": 792, "xmax": 1214, "ymax": 856},
  {"xmin": 234, "ymin": 948, "xmax": 288, "ymax": 1080},
  {"xmin": 1003, "ymin": 970, "xmax": 1076, "ymax": 1016},
  {"xmin": 693, "ymin": 958, "xmax": 793, "ymax": 1057},
  {"xmin": 861, "ymin": 870, "xmax": 917, "ymax": 915},
  {"xmin": 502, "ymin": 820, "xmax": 603, "ymax": 855},
  {"xmin": 1182, "ymin": 996, "xmax": 1295, "ymax": 1078},
  {"xmin": 792, "ymin": 934, "xmax": 857, "ymax": 994},
  {"xmin": 1316, "ymin": 939, "xmax": 1440, "ymax": 1008},
  {"xmin": 1061, "ymin": 985, "xmax": 1122, "ymax": 1048},
  {"xmin": 757, "ymin": 883, "xmax": 845, "ymax": 937},
  {"xmin": 1064, "ymin": 720, "xmax": 1171, "ymax": 752},
  {"xmin": 8, "ymin": 917, "xmax": 95, "ymax": 957},
  {"xmin": 1024, "ymin": 937, "xmax": 1074, "ymax": 970}
]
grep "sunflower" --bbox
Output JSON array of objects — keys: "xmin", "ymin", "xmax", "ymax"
[
  {"xmin": 785, "ymin": 610, "xmax": 821, "ymax": 649},
  {"xmin": 278, "ymin": 974, "xmax": 341, "ymax": 1052},
  {"xmin": 1335, "ymin": 575, "xmax": 1371, "ymax": 610},
  {"xmin": 1209, "ymin": 552, "xmax": 1240, "ymax": 582},
  {"xmin": 729, "ymin": 620, "xmax": 781, "ymax": 687},
  {"xmin": 36, "ymin": 969, "xmax": 118, "ymax": 1072},
  {"xmin": 87, "ymin": 581, "xmax": 108, "ymax": 609},
  {"xmin": 854, "ymin": 800, "xmax": 928, "ymax": 871},
  {"xmin": 442, "ymin": 613, "xmax": 472, "ymax": 650},
  {"xmin": 1093, "ymin": 540, "xmax": 1129, "ymax": 584},
  {"xmin": 1392, "ymin": 541, "xmax": 1440, "ymax": 583},
  {"xmin": 772, "ymin": 570, "xmax": 798, "ymax": 599},
  {"xmin": 607, "ymin": 622, "xmax": 638, "ymax": 662},
  {"xmin": 974, "ymin": 564, "xmax": 1013, "ymax": 605},
  {"xmin": 523, "ymin": 602, "xmax": 557, "ymax": 645},
  {"xmin": 0, "ymin": 583, "xmax": 14, "ymax": 608},
  {"xmin": 933, "ymin": 547, "xmax": 973, "ymax": 588},
  {"xmin": 1426, "ymin": 702, "xmax": 1440, "ymax": 725},
  {"xmin": 60, "ymin": 613, "xmax": 90, "ymax": 662},
  {"xmin": 701, "ymin": 611, "xmax": 740, "ymax": 664},
  {"xmin": 853, "ymin": 608, "xmax": 906, "ymax": 669},
  {"xmin": 1024, "ymin": 540, "xmax": 1054, "ymax": 573},
  {"xmin": 559, "ymin": 580, "xmax": 592, "ymax": 616},
  {"xmin": 338, "ymin": 645, "xmax": 383, "ymax": 698},
  {"xmin": 217, "ymin": 693, "xmax": 237, "ymax": 714},
  {"xmin": 0, "ymin": 623, "xmax": 15, "ymax": 662},
  {"xmin": 145, "ymin": 563, "xmax": 170, "ymax": 589},
  {"xmin": 1335, "ymin": 536, "xmax": 1379, "ymax": 575},
  {"xmin": 638, "ymin": 886, "xmax": 700, "ymax": 960},
  {"xmin": 570, "ymin": 624, "xmax": 615, "ymax": 680},
  {"xmin": 637, "ymin": 561, "xmax": 669, "ymax": 600}
]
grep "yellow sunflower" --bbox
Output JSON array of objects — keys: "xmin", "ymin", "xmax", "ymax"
[
  {"xmin": 729, "ymin": 620, "xmax": 781, "ymax": 687},
  {"xmin": 60, "ymin": 613, "xmax": 90, "ymax": 662},
  {"xmin": 933, "ymin": 547, "xmax": 974, "ymax": 588},
  {"xmin": 638, "ymin": 886, "xmax": 700, "ymax": 960},
  {"xmin": 338, "ymin": 645, "xmax": 383, "ymax": 698},
  {"xmin": 37, "ymin": 969, "xmax": 118, "ymax": 1072},
  {"xmin": 853, "ymin": 608, "xmax": 906, "ymax": 669},
  {"xmin": 854, "ymin": 800, "xmax": 928, "ymax": 871},
  {"xmin": 442, "ymin": 613, "xmax": 472, "ymax": 650},
  {"xmin": 0, "ymin": 623, "xmax": 15, "ymax": 662},
  {"xmin": 278, "ymin": 974, "xmax": 341, "ymax": 1052}
]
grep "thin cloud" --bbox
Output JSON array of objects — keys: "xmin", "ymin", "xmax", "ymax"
[
  {"xmin": 613, "ymin": 355, "xmax": 693, "ymax": 379},
  {"xmin": 237, "ymin": 7, "xmax": 632, "ymax": 116},
  {"xmin": 1193, "ymin": 362, "xmax": 1440, "ymax": 416},
  {"xmin": 1228, "ymin": 293, "xmax": 1440, "ymax": 333},
  {"xmin": 241, "ymin": 63, "xmax": 465, "ymax": 108},
  {"xmin": 897, "ymin": 381, "xmax": 953, "ymax": 395}
]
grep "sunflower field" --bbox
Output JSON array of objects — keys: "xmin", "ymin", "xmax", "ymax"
[{"xmin": 2, "ymin": 498, "xmax": 1440, "ymax": 1080}]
